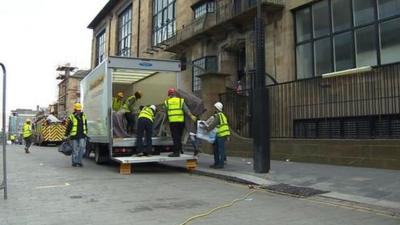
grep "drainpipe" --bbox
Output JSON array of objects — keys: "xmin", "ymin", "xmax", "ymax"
[
  {"xmin": 107, "ymin": 16, "xmax": 112, "ymax": 57},
  {"xmin": 137, "ymin": 0, "xmax": 141, "ymax": 57}
]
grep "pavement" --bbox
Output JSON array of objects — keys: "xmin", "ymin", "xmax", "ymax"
[{"xmin": 165, "ymin": 151, "xmax": 400, "ymax": 211}]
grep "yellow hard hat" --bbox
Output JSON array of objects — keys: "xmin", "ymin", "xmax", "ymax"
[
  {"xmin": 117, "ymin": 92, "xmax": 124, "ymax": 98},
  {"xmin": 74, "ymin": 103, "xmax": 82, "ymax": 110}
]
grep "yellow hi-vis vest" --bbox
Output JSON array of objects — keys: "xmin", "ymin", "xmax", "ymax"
[
  {"xmin": 112, "ymin": 97, "xmax": 123, "ymax": 111},
  {"xmin": 138, "ymin": 106, "xmax": 154, "ymax": 122},
  {"xmin": 68, "ymin": 113, "xmax": 87, "ymax": 136},
  {"xmin": 216, "ymin": 112, "xmax": 230, "ymax": 137},
  {"xmin": 122, "ymin": 96, "xmax": 136, "ymax": 112},
  {"xmin": 165, "ymin": 97, "xmax": 184, "ymax": 123},
  {"xmin": 22, "ymin": 123, "xmax": 32, "ymax": 138}
]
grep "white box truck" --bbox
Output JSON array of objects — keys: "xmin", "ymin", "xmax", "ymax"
[{"xmin": 81, "ymin": 56, "xmax": 195, "ymax": 167}]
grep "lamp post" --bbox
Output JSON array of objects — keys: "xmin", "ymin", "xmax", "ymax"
[
  {"xmin": 0, "ymin": 63, "xmax": 7, "ymax": 199},
  {"xmin": 253, "ymin": 0, "xmax": 270, "ymax": 173}
]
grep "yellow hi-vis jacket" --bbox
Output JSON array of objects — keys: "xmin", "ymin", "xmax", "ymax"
[
  {"xmin": 216, "ymin": 112, "xmax": 230, "ymax": 137},
  {"xmin": 122, "ymin": 96, "xmax": 137, "ymax": 112},
  {"xmin": 112, "ymin": 97, "xmax": 123, "ymax": 111},
  {"xmin": 22, "ymin": 123, "xmax": 32, "ymax": 138},
  {"xmin": 165, "ymin": 97, "xmax": 184, "ymax": 123},
  {"xmin": 138, "ymin": 106, "xmax": 155, "ymax": 122},
  {"xmin": 68, "ymin": 113, "xmax": 87, "ymax": 137}
]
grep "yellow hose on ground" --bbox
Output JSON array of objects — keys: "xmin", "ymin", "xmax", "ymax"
[{"xmin": 178, "ymin": 189, "xmax": 258, "ymax": 225}]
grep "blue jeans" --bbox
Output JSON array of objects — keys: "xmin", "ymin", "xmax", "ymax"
[
  {"xmin": 213, "ymin": 137, "xmax": 226, "ymax": 167},
  {"xmin": 72, "ymin": 138, "xmax": 86, "ymax": 165}
]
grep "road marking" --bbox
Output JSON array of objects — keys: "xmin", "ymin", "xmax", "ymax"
[{"xmin": 35, "ymin": 183, "xmax": 70, "ymax": 189}]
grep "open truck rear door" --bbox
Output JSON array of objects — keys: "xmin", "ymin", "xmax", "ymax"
[{"xmin": 81, "ymin": 57, "xmax": 197, "ymax": 172}]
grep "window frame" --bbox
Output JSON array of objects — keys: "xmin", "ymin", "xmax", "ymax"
[
  {"xmin": 192, "ymin": 56, "xmax": 218, "ymax": 92},
  {"xmin": 192, "ymin": 0, "xmax": 216, "ymax": 19},
  {"xmin": 95, "ymin": 29, "xmax": 106, "ymax": 66},
  {"xmin": 294, "ymin": 0, "xmax": 400, "ymax": 80},
  {"xmin": 117, "ymin": 5, "xmax": 132, "ymax": 57},
  {"xmin": 152, "ymin": 0, "xmax": 176, "ymax": 46}
]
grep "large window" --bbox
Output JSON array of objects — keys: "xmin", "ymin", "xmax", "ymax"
[
  {"xmin": 192, "ymin": 56, "xmax": 217, "ymax": 92},
  {"xmin": 295, "ymin": 0, "xmax": 400, "ymax": 79},
  {"xmin": 117, "ymin": 6, "xmax": 132, "ymax": 56},
  {"xmin": 192, "ymin": 0, "xmax": 215, "ymax": 19},
  {"xmin": 152, "ymin": 0, "xmax": 176, "ymax": 46},
  {"xmin": 96, "ymin": 30, "xmax": 105, "ymax": 66}
]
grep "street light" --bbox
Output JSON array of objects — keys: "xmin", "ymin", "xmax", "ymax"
[
  {"xmin": 0, "ymin": 63, "xmax": 7, "ymax": 199},
  {"xmin": 253, "ymin": 0, "xmax": 270, "ymax": 173}
]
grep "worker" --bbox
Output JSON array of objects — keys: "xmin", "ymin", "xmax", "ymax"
[
  {"xmin": 65, "ymin": 103, "xmax": 88, "ymax": 167},
  {"xmin": 165, "ymin": 88, "xmax": 196, "ymax": 157},
  {"xmin": 201, "ymin": 102, "xmax": 231, "ymax": 169},
  {"xmin": 123, "ymin": 91, "xmax": 142, "ymax": 134},
  {"xmin": 22, "ymin": 119, "xmax": 32, "ymax": 153},
  {"xmin": 112, "ymin": 92, "xmax": 124, "ymax": 111},
  {"xmin": 10, "ymin": 134, "xmax": 16, "ymax": 144},
  {"xmin": 136, "ymin": 105, "xmax": 156, "ymax": 157}
]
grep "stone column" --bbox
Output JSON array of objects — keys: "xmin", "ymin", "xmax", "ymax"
[{"xmin": 199, "ymin": 72, "xmax": 230, "ymax": 118}]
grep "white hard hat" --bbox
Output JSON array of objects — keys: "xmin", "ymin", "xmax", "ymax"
[
  {"xmin": 150, "ymin": 105, "xmax": 156, "ymax": 111},
  {"xmin": 214, "ymin": 102, "xmax": 223, "ymax": 111}
]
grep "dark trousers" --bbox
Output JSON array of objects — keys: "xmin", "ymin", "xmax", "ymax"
[
  {"xmin": 24, "ymin": 136, "xmax": 32, "ymax": 150},
  {"xmin": 125, "ymin": 112, "xmax": 136, "ymax": 134},
  {"xmin": 170, "ymin": 122, "xmax": 185, "ymax": 154},
  {"xmin": 137, "ymin": 118, "xmax": 153, "ymax": 153},
  {"xmin": 213, "ymin": 137, "xmax": 226, "ymax": 167}
]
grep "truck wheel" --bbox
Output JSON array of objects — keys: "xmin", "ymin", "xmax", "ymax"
[{"xmin": 94, "ymin": 144, "xmax": 109, "ymax": 164}]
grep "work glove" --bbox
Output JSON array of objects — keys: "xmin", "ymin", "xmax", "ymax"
[{"xmin": 190, "ymin": 115, "xmax": 197, "ymax": 122}]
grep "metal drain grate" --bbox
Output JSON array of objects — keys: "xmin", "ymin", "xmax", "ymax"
[{"xmin": 265, "ymin": 184, "xmax": 329, "ymax": 197}]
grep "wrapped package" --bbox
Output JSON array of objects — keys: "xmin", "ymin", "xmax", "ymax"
[{"xmin": 196, "ymin": 121, "xmax": 216, "ymax": 144}]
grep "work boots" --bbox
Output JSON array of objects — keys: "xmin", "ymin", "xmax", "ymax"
[{"xmin": 168, "ymin": 152, "xmax": 180, "ymax": 157}]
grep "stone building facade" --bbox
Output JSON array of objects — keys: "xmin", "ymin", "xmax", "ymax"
[
  {"xmin": 88, "ymin": 0, "xmax": 400, "ymax": 169},
  {"xmin": 57, "ymin": 68, "xmax": 90, "ymax": 118}
]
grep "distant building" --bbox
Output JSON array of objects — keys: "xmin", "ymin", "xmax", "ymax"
[
  {"xmin": 8, "ymin": 108, "xmax": 39, "ymax": 143},
  {"xmin": 56, "ymin": 65, "xmax": 90, "ymax": 118}
]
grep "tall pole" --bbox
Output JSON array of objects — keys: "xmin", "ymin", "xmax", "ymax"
[
  {"xmin": 0, "ymin": 63, "xmax": 7, "ymax": 199},
  {"xmin": 253, "ymin": 0, "xmax": 270, "ymax": 173}
]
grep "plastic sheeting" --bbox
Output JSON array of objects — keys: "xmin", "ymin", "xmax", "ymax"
[
  {"xmin": 112, "ymin": 111, "xmax": 130, "ymax": 138},
  {"xmin": 112, "ymin": 110, "xmax": 168, "ymax": 138},
  {"xmin": 196, "ymin": 121, "xmax": 216, "ymax": 143},
  {"xmin": 46, "ymin": 114, "xmax": 61, "ymax": 123},
  {"xmin": 176, "ymin": 89, "xmax": 206, "ymax": 134},
  {"xmin": 58, "ymin": 141, "xmax": 73, "ymax": 156}
]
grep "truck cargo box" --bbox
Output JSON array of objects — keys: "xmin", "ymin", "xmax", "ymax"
[{"xmin": 81, "ymin": 56, "xmax": 196, "ymax": 165}]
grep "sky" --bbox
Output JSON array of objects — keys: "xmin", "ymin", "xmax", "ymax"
[{"xmin": 0, "ymin": 0, "xmax": 109, "ymax": 113}]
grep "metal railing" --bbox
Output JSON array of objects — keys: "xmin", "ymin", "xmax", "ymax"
[
  {"xmin": 220, "ymin": 63, "xmax": 400, "ymax": 139},
  {"xmin": 0, "ymin": 63, "xmax": 7, "ymax": 199},
  {"xmin": 165, "ymin": 0, "xmax": 284, "ymax": 49}
]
